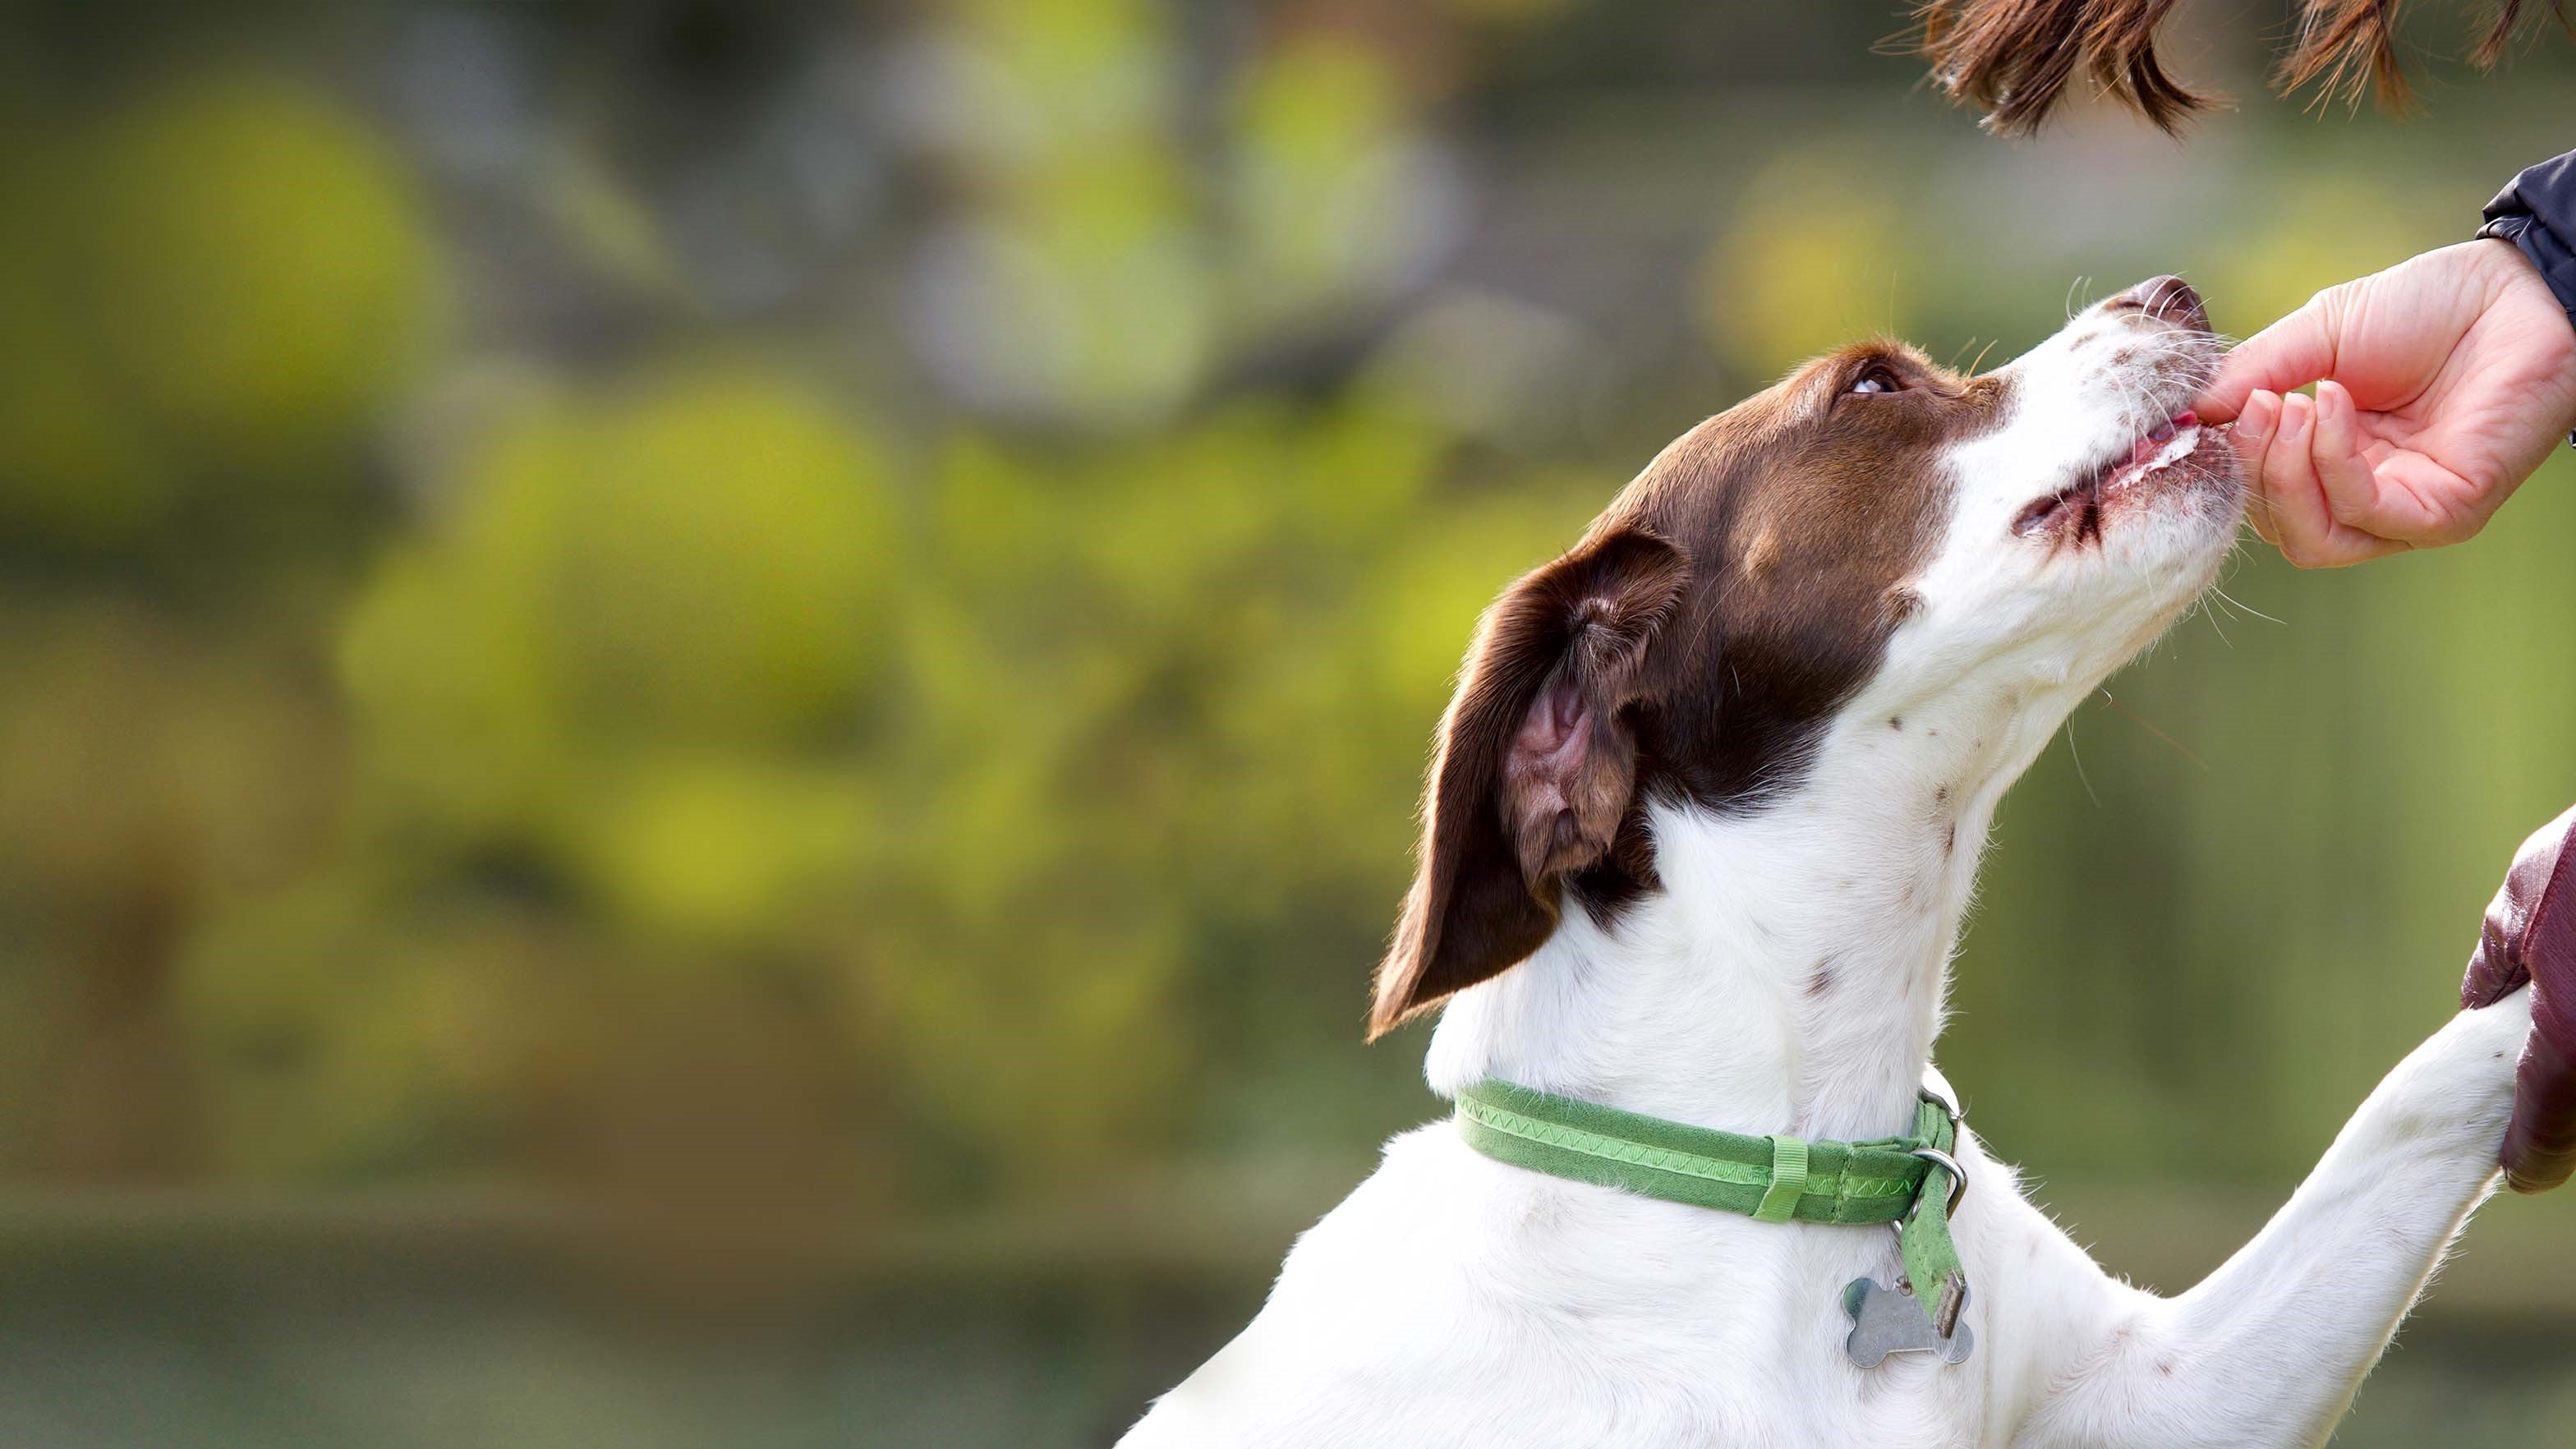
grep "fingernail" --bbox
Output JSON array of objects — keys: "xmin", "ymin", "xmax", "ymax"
[{"xmin": 2238, "ymin": 392, "xmax": 2275, "ymax": 439}]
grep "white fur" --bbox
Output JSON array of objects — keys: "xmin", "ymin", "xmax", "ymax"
[{"xmin": 1118, "ymin": 297, "xmax": 2528, "ymax": 1449}]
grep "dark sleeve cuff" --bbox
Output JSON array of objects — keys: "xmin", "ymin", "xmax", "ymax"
[
  {"xmin": 2481, "ymin": 150, "xmax": 2576, "ymax": 332},
  {"xmin": 2479, "ymin": 150, "xmax": 2576, "ymax": 446}
]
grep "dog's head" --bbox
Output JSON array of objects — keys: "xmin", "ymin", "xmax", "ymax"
[{"xmin": 1369, "ymin": 276, "xmax": 2237, "ymax": 1037}]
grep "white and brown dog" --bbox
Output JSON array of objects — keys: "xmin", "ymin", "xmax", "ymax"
[{"xmin": 1119, "ymin": 278, "xmax": 2556, "ymax": 1449}]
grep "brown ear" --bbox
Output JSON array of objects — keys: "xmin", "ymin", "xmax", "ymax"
[{"xmin": 1367, "ymin": 527, "xmax": 1690, "ymax": 1039}]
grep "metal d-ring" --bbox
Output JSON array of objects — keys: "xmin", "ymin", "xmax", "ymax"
[{"xmin": 1907, "ymin": 1146, "xmax": 1970, "ymax": 1217}]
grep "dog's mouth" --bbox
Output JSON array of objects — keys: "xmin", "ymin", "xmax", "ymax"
[{"xmin": 2012, "ymin": 412, "xmax": 2220, "ymax": 544}]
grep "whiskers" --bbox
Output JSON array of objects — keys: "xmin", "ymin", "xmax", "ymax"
[
  {"xmin": 2095, "ymin": 687, "xmax": 2210, "ymax": 772},
  {"xmin": 2206, "ymin": 582, "xmax": 2282, "ymax": 628},
  {"xmin": 2180, "ymin": 499, "xmax": 2288, "ymax": 647},
  {"xmin": 2237, "ymin": 478, "xmax": 2286, "ymax": 531},
  {"xmin": 2062, "ymin": 710, "xmax": 2101, "ymax": 807}
]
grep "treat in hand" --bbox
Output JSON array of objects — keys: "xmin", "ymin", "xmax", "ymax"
[{"xmin": 2460, "ymin": 804, "xmax": 2576, "ymax": 1192}]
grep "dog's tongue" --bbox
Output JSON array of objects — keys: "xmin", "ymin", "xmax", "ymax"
[{"xmin": 2459, "ymin": 803, "xmax": 2576, "ymax": 1192}]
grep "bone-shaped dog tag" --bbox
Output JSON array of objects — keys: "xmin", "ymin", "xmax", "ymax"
[{"xmin": 1842, "ymin": 1277, "xmax": 1973, "ymax": 1367}]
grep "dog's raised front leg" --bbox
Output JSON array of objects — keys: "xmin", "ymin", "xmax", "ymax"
[{"xmin": 2015, "ymin": 989, "xmax": 2528, "ymax": 1449}]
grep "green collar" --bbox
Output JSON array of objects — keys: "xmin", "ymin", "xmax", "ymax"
[{"xmin": 1453, "ymin": 1079, "xmax": 1972, "ymax": 1343}]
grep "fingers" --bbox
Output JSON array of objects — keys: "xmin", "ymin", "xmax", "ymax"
[
  {"xmin": 2209, "ymin": 244, "xmax": 2555, "ymax": 562},
  {"xmin": 2307, "ymin": 381, "xmax": 2381, "ymax": 529},
  {"xmin": 2315, "ymin": 379, "xmax": 2489, "ymax": 548},
  {"xmin": 2234, "ymin": 391, "xmax": 2282, "ymax": 545},
  {"xmin": 2238, "ymin": 389, "xmax": 2405, "ymax": 568},
  {"xmin": 2197, "ymin": 301, "xmax": 2341, "ymax": 425},
  {"xmin": 2260, "ymin": 391, "xmax": 2331, "ymax": 557},
  {"xmin": 2245, "ymin": 390, "xmax": 2329, "ymax": 559}
]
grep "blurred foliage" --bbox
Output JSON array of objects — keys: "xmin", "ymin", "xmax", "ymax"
[
  {"xmin": 0, "ymin": 74, "xmax": 432, "ymax": 550},
  {"xmin": 0, "ymin": 3, "xmax": 2573, "ymax": 1443},
  {"xmin": 1703, "ymin": 146, "xmax": 1912, "ymax": 374},
  {"xmin": 0, "ymin": 0, "xmax": 2569, "ymax": 1254}
]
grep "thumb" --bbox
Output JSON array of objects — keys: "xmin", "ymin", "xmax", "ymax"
[{"xmin": 2198, "ymin": 302, "xmax": 2340, "ymax": 425}]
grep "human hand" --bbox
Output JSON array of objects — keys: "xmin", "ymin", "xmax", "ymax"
[
  {"xmin": 2196, "ymin": 241, "xmax": 2576, "ymax": 568},
  {"xmin": 2460, "ymin": 804, "xmax": 2576, "ymax": 1193}
]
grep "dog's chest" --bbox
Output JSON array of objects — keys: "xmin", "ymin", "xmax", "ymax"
[{"xmin": 1150, "ymin": 1126, "xmax": 1996, "ymax": 1449}]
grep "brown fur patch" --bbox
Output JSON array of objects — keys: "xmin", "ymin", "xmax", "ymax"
[
  {"xmin": 1367, "ymin": 529, "xmax": 1688, "ymax": 1037},
  {"xmin": 1367, "ymin": 344, "xmax": 2006, "ymax": 1037},
  {"xmin": 1606, "ymin": 347, "xmax": 2003, "ymax": 812},
  {"xmin": 1912, "ymin": 0, "xmax": 2564, "ymax": 134}
]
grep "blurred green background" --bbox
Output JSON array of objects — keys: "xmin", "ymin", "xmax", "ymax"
[{"xmin": 2, "ymin": 2, "xmax": 2573, "ymax": 1444}]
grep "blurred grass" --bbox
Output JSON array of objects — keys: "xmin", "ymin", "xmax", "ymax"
[{"xmin": 0, "ymin": 1, "xmax": 2573, "ymax": 1442}]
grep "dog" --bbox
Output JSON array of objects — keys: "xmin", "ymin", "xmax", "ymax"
[{"xmin": 1116, "ymin": 277, "xmax": 2542, "ymax": 1449}]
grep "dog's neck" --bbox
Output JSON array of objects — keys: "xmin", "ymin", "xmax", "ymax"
[{"xmin": 1425, "ymin": 688, "xmax": 2067, "ymax": 1144}]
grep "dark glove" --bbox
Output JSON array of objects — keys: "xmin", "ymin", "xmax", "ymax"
[{"xmin": 2459, "ymin": 804, "xmax": 2576, "ymax": 1193}]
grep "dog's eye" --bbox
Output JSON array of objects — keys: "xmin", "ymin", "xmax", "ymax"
[{"xmin": 1848, "ymin": 366, "xmax": 1903, "ymax": 396}]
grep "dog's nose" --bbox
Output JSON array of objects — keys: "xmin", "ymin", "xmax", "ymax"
[{"xmin": 2105, "ymin": 275, "xmax": 2207, "ymax": 332}]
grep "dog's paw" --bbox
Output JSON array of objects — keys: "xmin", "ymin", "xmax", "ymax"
[{"xmin": 2458, "ymin": 804, "xmax": 2576, "ymax": 1192}]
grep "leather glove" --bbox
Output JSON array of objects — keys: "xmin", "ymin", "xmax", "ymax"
[{"xmin": 2459, "ymin": 804, "xmax": 2576, "ymax": 1193}]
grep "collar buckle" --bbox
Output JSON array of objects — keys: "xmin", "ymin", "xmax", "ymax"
[{"xmin": 1905, "ymin": 1146, "xmax": 1970, "ymax": 1218}]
